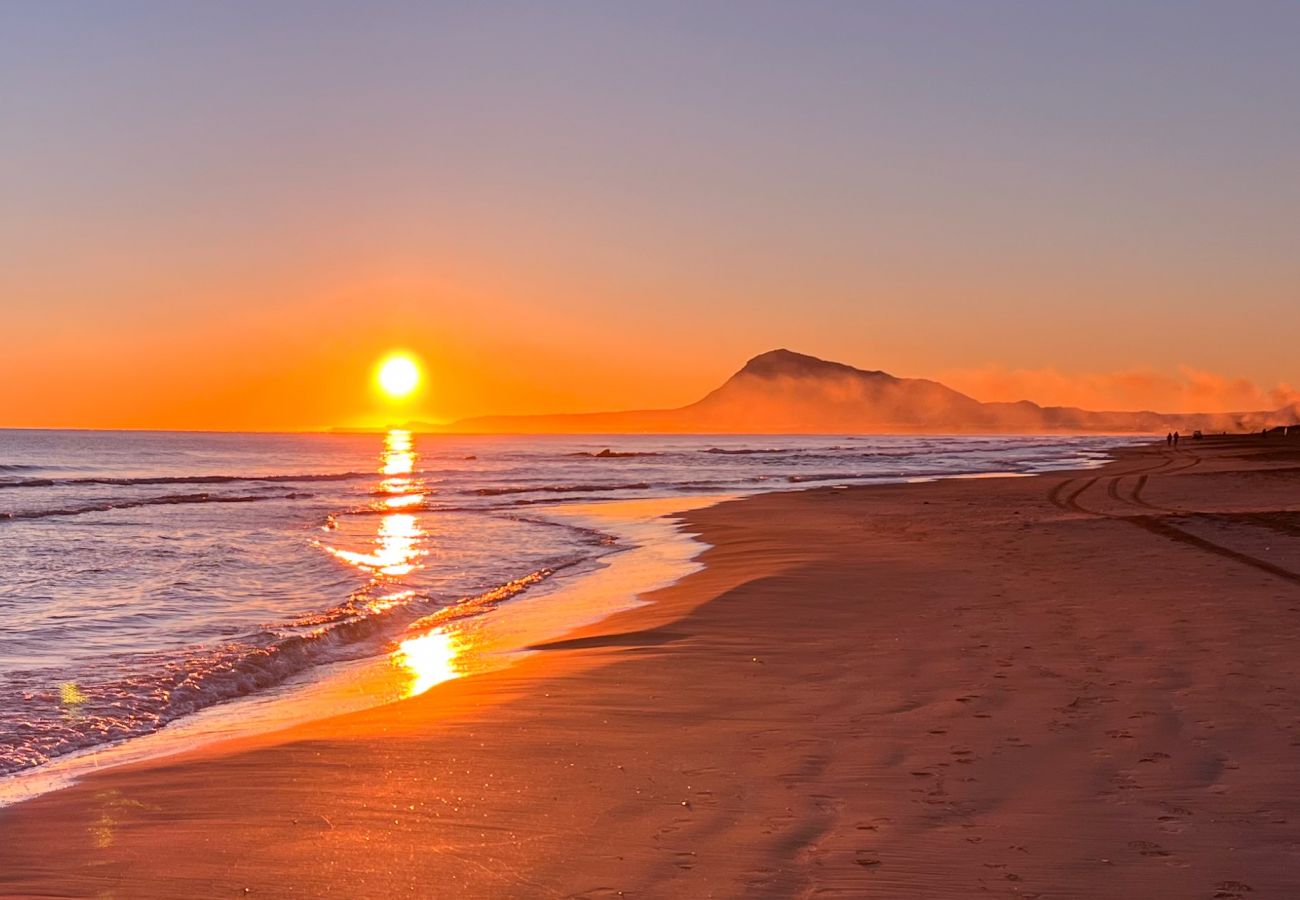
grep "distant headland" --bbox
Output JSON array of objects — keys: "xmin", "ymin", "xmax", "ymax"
[{"xmin": 407, "ymin": 349, "xmax": 1300, "ymax": 435}]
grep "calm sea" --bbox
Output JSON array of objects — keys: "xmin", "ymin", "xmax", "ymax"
[{"xmin": 0, "ymin": 429, "xmax": 1127, "ymax": 776}]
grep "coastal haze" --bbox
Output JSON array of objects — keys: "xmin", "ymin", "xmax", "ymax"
[{"xmin": 433, "ymin": 349, "xmax": 1300, "ymax": 435}]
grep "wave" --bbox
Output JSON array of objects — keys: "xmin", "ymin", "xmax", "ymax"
[
  {"xmin": 0, "ymin": 471, "xmax": 368, "ymax": 490},
  {"xmin": 0, "ymin": 491, "xmax": 314, "ymax": 521},
  {"xmin": 475, "ymin": 482, "xmax": 654, "ymax": 496},
  {"xmin": 0, "ymin": 561, "xmax": 581, "ymax": 776},
  {"xmin": 784, "ymin": 464, "xmax": 1045, "ymax": 484},
  {"xmin": 854, "ymin": 444, "xmax": 1051, "ymax": 459},
  {"xmin": 786, "ymin": 468, "xmax": 968, "ymax": 484},
  {"xmin": 340, "ymin": 501, "xmax": 432, "ymax": 516},
  {"xmin": 566, "ymin": 449, "xmax": 661, "ymax": 458},
  {"xmin": 700, "ymin": 444, "xmax": 1036, "ymax": 459}
]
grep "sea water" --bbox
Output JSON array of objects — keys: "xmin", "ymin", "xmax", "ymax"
[{"xmin": 0, "ymin": 429, "xmax": 1127, "ymax": 776}]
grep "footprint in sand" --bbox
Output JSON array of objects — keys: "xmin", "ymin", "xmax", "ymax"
[
  {"xmin": 1156, "ymin": 813, "xmax": 1189, "ymax": 834},
  {"xmin": 1128, "ymin": 840, "xmax": 1171, "ymax": 857}
]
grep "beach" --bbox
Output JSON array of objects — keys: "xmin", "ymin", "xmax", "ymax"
[{"xmin": 3, "ymin": 435, "xmax": 1300, "ymax": 898}]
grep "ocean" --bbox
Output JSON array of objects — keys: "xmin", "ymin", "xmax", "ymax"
[{"xmin": 0, "ymin": 429, "xmax": 1129, "ymax": 779}]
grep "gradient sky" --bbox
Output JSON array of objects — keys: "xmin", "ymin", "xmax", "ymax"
[{"xmin": 3, "ymin": 1, "xmax": 1298, "ymax": 429}]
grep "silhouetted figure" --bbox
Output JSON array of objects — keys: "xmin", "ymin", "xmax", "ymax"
[
  {"xmin": 1166, "ymin": 432, "xmax": 1173, "ymax": 446},
  {"xmin": 1173, "ymin": 431, "xmax": 1180, "ymax": 447}
]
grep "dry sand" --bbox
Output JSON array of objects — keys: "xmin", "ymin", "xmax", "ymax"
[{"xmin": 3, "ymin": 435, "xmax": 1300, "ymax": 898}]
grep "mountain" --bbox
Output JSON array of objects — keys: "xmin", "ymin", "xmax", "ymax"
[{"xmin": 424, "ymin": 349, "xmax": 1299, "ymax": 434}]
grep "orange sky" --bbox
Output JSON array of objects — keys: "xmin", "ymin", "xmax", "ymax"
[
  {"xmin": 3, "ymin": 4, "xmax": 1298, "ymax": 431},
  {"xmin": 5, "ymin": 261, "xmax": 1296, "ymax": 431}
]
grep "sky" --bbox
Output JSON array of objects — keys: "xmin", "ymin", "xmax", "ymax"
[{"xmin": 2, "ymin": 1, "xmax": 1298, "ymax": 430}]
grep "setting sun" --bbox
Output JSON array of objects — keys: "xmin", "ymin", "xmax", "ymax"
[{"xmin": 377, "ymin": 354, "xmax": 420, "ymax": 399}]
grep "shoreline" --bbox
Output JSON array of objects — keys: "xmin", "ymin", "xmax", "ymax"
[
  {"xmin": 0, "ymin": 494, "xmax": 727, "ymax": 808},
  {"xmin": 4, "ymin": 434, "xmax": 1300, "ymax": 896},
  {"xmin": 0, "ymin": 438, "xmax": 1118, "ymax": 806}
]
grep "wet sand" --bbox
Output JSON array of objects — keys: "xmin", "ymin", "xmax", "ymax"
[{"xmin": 3, "ymin": 435, "xmax": 1300, "ymax": 898}]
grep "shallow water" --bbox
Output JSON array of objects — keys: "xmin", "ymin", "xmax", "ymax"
[{"xmin": 0, "ymin": 429, "xmax": 1128, "ymax": 775}]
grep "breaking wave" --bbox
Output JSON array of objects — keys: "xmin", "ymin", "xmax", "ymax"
[
  {"xmin": 0, "ymin": 562, "xmax": 579, "ymax": 775},
  {"xmin": 0, "ymin": 471, "xmax": 368, "ymax": 490},
  {"xmin": 0, "ymin": 491, "xmax": 314, "ymax": 521},
  {"xmin": 475, "ymin": 482, "xmax": 655, "ymax": 496}
]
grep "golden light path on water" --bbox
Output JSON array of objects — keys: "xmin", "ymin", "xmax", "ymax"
[
  {"xmin": 321, "ymin": 429, "xmax": 465, "ymax": 697},
  {"xmin": 323, "ymin": 513, "xmax": 425, "ymax": 577}
]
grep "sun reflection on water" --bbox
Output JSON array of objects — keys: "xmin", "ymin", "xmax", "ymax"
[
  {"xmin": 318, "ymin": 429, "xmax": 470, "ymax": 698},
  {"xmin": 379, "ymin": 430, "xmax": 422, "ymax": 506},
  {"xmin": 382, "ymin": 429, "xmax": 415, "ymax": 475},
  {"xmin": 395, "ymin": 628, "xmax": 464, "ymax": 696},
  {"xmin": 384, "ymin": 491, "xmax": 425, "ymax": 509},
  {"xmin": 321, "ymin": 429, "xmax": 429, "ymax": 577},
  {"xmin": 323, "ymin": 513, "xmax": 425, "ymax": 576}
]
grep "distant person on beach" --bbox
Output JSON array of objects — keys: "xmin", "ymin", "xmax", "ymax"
[
  {"xmin": 1166, "ymin": 432, "xmax": 1173, "ymax": 446},
  {"xmin": 1173, "ymin": 431, "xmax": 1180, "ymax": 447}
]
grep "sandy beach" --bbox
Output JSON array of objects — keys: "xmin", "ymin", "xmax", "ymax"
[{"xmin": 3, "ymin": 435, "xmax": 1300, "ymax": 898}]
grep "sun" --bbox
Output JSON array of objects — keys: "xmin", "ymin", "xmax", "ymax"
[{"xmin": 377, "ymin": 354, "xmax": 421, "ymax": 398}]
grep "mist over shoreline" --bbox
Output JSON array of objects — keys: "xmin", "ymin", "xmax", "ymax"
[{"xmin": 414, "ymin": 350, "xmax": 1300, "ymax": 435}]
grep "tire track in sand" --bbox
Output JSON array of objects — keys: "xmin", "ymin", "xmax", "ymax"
[
  {"xmin": 1049, "ymin": 451, "xmax": 1178, "ymax": 516},
  {"xmin": 1048, "ymin": 447, "xmax": 1300, "ymax": 587}
]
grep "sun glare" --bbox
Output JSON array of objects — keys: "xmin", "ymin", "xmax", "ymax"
[
  {"xmin": 396, "ymin": 628, "xmax": 464, "ymax": 697},
  {"xmin": 377, "ymin": 354, "xmax": 420, "ymax": 398}
]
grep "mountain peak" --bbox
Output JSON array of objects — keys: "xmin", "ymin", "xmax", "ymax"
[{"xmin": 738, "ymin": 349, "xmax": 892, "ymax": 381}]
